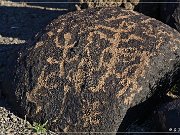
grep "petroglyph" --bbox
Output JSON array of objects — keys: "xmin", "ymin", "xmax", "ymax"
[{"xmin": 4, "ymin": 7, "xmax": 180, "ymax": 133}]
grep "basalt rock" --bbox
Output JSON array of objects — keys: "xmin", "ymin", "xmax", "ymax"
[
  {"xmin": 1, "ymin": 7, "xmax": 180, "ymax": 134},
  {"xmin": 67, "ymin": 0, "xmax": 180, "ymax": 32},
  {"xmin": 154, "ymin": 99, "xmax": 180, "ymax": 132},
  {"xmin": 135, "ymin": 0, "xmax": 161, "ymax": 20},
  {"xmin": 160, "ymin": 0, "xmax": 180, "ymax": 32},
  {"xmin": 67, "ymin": 0, "xmax": 160, "ymax": 19}
]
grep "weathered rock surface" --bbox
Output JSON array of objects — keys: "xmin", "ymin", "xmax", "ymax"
[
  {"xmin": 154, "ymin": 99, "xmax": 180, "ymax": 132},
  {"xmin": 3, "ymin": 0, "xmax": 179, "ymax": 32},
  {"xmin": 67, "ymin": 0, "xmax": 180, "ymax": 32},
  {"xmin": 67, "ymin": 0, "xmax": 159, "ymax": 19},
  {"xmin": 1, "ymin": 7, "xmax": 180, "ymax": 134},
  {"xmin": 160, "ymin": 0, "xmax": 180, "ymax": 32}
]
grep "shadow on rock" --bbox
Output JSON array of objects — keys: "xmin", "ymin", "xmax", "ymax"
[
  {"xmin": 0, "ymin": 43, "xmax": 28, "ymax": 117},
  {"xmin": 117, "ymin": 70, "xmax": 180, "ymax": 134},
  {"xmin": 160, "ymin": 0, "xmax": 180, "ymax": 32},
  {"xmin": 154, "ymin": 99, "xmax": 180, "ymax": 132},
  {"xmin": 134, "ymin": 0, "xmax": 161, "ymax": 20},
  {"xmin": 135, "ymin": 0, "xmax": 180, "ymax": 32}
]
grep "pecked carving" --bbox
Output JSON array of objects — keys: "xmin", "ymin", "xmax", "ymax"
[{"xmin": 2, "ymin": 7, "xmax": 180, "ymax": 133}]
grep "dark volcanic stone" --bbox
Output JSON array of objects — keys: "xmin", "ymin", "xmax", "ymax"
[
  {"xmin": 1, "ymin": 7, "xmax": 180, "ymax": 134},
  {"xmin": 67, "ymin": 0, "xmax": 180, "ymax": 32},
  {"xmin": 135, "ymin": 0, "xmax": 161, "ymax": 20},
  {"xmin": 160, "ymin": 0, "xmax": 180, "ymax": 32},
  {"xmin": 154, "ymin": 99, "xmax": 180, "ymax": 132}
]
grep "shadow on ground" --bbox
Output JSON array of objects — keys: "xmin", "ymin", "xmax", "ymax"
[{"xmin": 0, "ymin": 5, "xmax": 67, "ymax": 41}]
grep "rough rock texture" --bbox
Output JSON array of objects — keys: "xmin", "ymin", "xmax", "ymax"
[
  {"xmin": 3, "ymin": 0, "xmax": 179, "ymax": 32},
  {"xmin": 68, "ymin": 0, "xmax": 140, "ymax": 10},
  {"xmin": 160, "ymin": 0, "xmax": 180, "ymax": 32},
  {"xmin": 1, "ymin": 7, "xmax": 180, "ymax": 134},
  {"xmin": 67, "ymin": 0, "xmax": 180, "ymax": 32},
  {"xmin": 154, "ymin": 99, "xmax": 180, "ymax": 132},
  {"xmin": 67, "ymin": 0, "xmax": 159, "ymax": 19}
]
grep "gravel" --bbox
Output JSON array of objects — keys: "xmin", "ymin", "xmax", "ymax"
[
  {"xmin": 0, "ymin": 34, "xmax": 26, "ymax": 44},
  {"xmin": 0, "ymin": 106, "xmax": 33, "ymax": 134},
  {"xmin": 0, "ymin": 105, "xmax": 58, "ymax": 134}
]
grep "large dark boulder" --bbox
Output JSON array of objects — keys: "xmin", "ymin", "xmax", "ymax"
[
  {"xmin": 1, "ymin": 7, "xmax": 180, "ymax": 133},
  {"xmin": 160, "ymin": 0, "xmax": 180, "ymax": 32}
]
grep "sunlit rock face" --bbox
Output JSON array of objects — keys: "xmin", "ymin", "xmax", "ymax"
[{"xmin": 1, "ymin": 7, "xmax": 180, "ymax": 134}]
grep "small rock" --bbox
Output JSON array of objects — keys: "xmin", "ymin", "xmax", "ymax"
[
  {"xmin": 9, "ymin": 37, "xmax": 13, "ymax": 41},
  {"xmin": 124, "ymin": 2, "xmax": 134, "ymax": 10}
]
